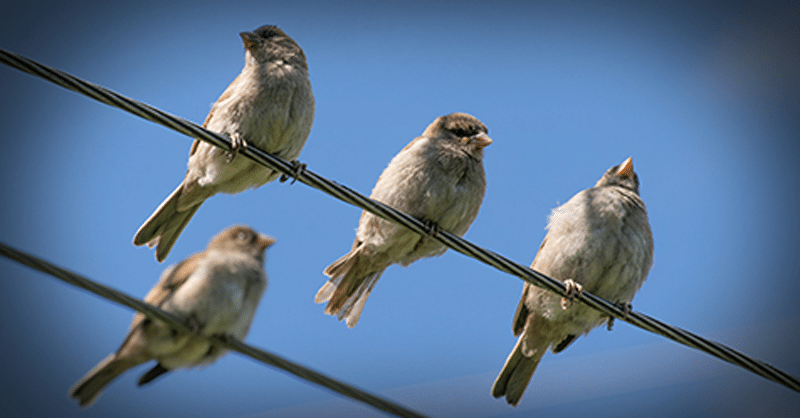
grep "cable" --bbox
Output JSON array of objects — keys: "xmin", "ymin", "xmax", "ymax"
[
  {"xmin": 1, "ymin": 48, "xmax": 798, "ymax": 394},
  {"xmin": 0, "ymin": 242, "xmax": 427, "ymax": 418}
]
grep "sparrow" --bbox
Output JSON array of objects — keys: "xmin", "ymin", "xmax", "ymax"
[
  {"xmin": 134, "ymin": 25, "xmax": 314, "ymax": 262},
  {"xmin": 315, "ymin": 112, "xmax": 492, "ymax": 328},
  {"xmin": 492, "ymin": 157, "xmax": 654, "ymax": 406},
  {"xmin": 70, "ymin": 225, "xmax": 275, "ymax": 407}
]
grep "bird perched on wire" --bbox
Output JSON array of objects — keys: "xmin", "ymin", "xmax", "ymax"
[
  {"xmin": 315, "ymin": 112, "xmax": 492, "ymax": 328},
  {"xmin": 492, "ymin": 157, "xmax": 654, "ymax": 406},
  {"xmin": 71, "ymin": 225, "xmax": 275, "ymax": 407},
  {"xmin": 134, "ymin": 25, "xmax": 314, "ymax": 262}
]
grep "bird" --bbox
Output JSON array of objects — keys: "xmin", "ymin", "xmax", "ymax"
[
  {"xmin": 134, "ymin": 25, "xmax": 314, "ymax": 262},
  {"xmin": 70, "ymin": 225, "xmax": 275, "ymax": 407},
  {"xmin": 492, "ymin": 157, "xmax": 654, "ymax": 406},
  {"xmin": 315, "ymin": 112, "xmax": 492, "ymax": 328}
]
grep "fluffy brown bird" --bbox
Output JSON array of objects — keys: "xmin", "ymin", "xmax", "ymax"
[
  {"xmin": 492, "ymin": 157, "xmax": 654, "ymax": 406},
  {"xmin": 134, "ymin": 25, "xmax": 314, "ymax": 262},
  {"xmin": 316, "ymin": 112, "xmax": 492, "ymax": 328},
  {"xmin": 71, "ymin": 226, "xmax": 275, "ymax": 407}
]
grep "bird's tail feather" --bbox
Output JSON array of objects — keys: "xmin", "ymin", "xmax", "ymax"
[
  {"xmin": 70, "ymin": 354, "xmax": 139, "ymax": 407},
  {"xmin": 317, "ymin": 250, "xmax": 385, "ymax": 328},
  {"xmin": 337, "ymin": 272, "xmax": 381, "ymax": 328},
  {"xmin": 133, "ymin": 184, "xmax": 202, "ymax": 262},
  {"xmin": 491, "ymin": 334, "xmax": 547, "ymax": 406}
]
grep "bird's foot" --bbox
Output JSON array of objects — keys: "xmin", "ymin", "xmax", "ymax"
[
  {"xmin": 413, "ymin": 220, "xmax": 440, "ymax": 251},
  {"xmin": 280, "ymin": 160, "xmax": 306, "ymax": 184},
  {"xmin": 185, "ymin": 313, "xmax": 203, "ymax": 335},
  {"xmin": 226, "ymin": 132, "xmax": 248, "ymax": 163},
  {"xmin": 607, "ymin": 301, "xmax": 632, "ymax": 331},
  {"xmin": 205, "ymin": 334, "xmax": 233, "ymax": 358},
  {"xmin": 211, "ymin": 333, "xmax": 231, "ymax": 344},
  {"xmin": 560, "ymin": 279, "xmax": 583, "ymax": 310}
]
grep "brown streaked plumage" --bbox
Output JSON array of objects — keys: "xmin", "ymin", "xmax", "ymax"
[
  {"xmin": 71, "ymin": 226, "xmax": 274, "ymax": 407},
  {"xmin": 492, "ymin": 157, "xmax": 653, "ymax": 406},
  {"xmin": 315, "ymin": 113, "xmax": 492, "ymax": 328},
  {"xmin": 134, "ymin": 25, "xmax": 314, "ymax": 262}
]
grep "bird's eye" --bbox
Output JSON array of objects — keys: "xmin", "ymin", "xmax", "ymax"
[{"xmin": 451, "ymin": 128, "xmax": 467, "ymax": 137}]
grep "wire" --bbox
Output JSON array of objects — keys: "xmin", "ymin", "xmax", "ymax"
[
  {"xmin": 1, "ymin": 48, "xmax": 798, "ymax": 395},
  {"xmin": 0, "ymin": 242, "xmax": 427, "ymax": 418}
]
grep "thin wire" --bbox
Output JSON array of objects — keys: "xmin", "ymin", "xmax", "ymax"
[
  {"xmin": 1, "ymin": 48, "xmax": 798, "ymax": 394},
  {"xmin": 0, "ymin": 242, "xmax": 427, "ymax": 418}
]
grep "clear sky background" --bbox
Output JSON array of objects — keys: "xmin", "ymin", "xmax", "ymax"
[{"xmin": 1, "ymin": 1, "xmax": 799, "ymax": 417}]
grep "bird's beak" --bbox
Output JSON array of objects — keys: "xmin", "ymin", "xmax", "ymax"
[
  {"xmin": 258, "ymin": 234, "xmax": 276, "ymax": 250},
  {"xmin": 471, "ymin": 132, "xmax": 493, "ymax": 149},
  {"xmin": 240, "ymin": 31, "xmax": 261, "ymax": 50},
  {"xmin": 616, "ymin": 157, "xmax": 634, "ymax": 179}
]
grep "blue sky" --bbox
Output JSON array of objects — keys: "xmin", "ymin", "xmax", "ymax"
[{"xmin": 1, "ymin": 1, "xmax": 798, "ymax": 417}]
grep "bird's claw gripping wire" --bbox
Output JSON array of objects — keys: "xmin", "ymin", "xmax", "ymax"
[
  {"xmin": 226, "ymin": 132, "xmax": 247, "ymax": 163},
  {"xmin": 413, "ymin": 220, "xmax": 440, "ymax": 251},
  {"xmin": 280, "ymin": 160, "xmax": 306, "ymax": 184},
  {"xmin": 607, "ymin": 301, "xmax": 632, "ymax": 331},
  {"xmin": 560, "ymin": 279, "xmax": 584, "ymax": 310}
]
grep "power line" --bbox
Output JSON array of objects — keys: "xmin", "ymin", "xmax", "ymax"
[
  {"xmin": 0, "ymin": 242, "xmax": 427, "ymax": 418},
  {"xmin": 1, "ymin": 48, "xmax": 798, "ymax": 395}
]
